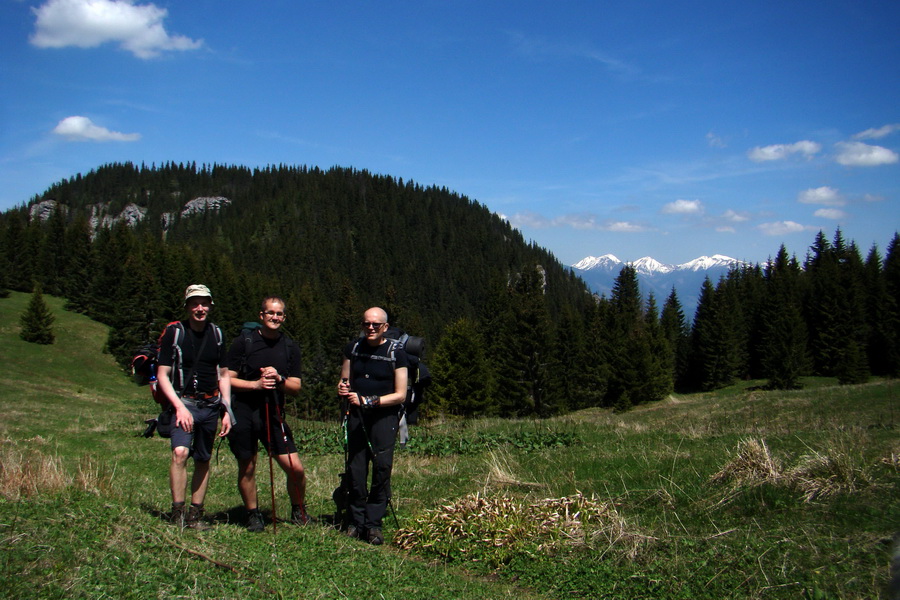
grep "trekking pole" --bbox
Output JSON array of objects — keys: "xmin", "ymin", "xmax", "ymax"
[
  {"xmin": 271, "ymin": 390, "xmax": 307, "ymax": 523},
  {"xmin": 264, "ymin": 398, "xmax": 278, "ymax": 535}
]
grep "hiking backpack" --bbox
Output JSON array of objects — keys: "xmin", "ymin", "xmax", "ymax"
[
  {"xmin": 131, "ymin": 321, "xmax": 224, "ymax": 405},
  {"xmin": 346, "ymin": 326, "xmax": 431, "ymax": 429}
]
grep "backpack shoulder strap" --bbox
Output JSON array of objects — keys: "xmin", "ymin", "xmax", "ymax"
[
  {"xmin": 166, "ymin": 321, "xmax": 185, "ymax": 390},
  {"xmin": 349, "ymin": 338, "xmax": 398, "ymax": 367}
]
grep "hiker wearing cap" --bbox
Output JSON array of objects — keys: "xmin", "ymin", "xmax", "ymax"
[
  {"xmin": 156, "ymin": 284, "xmax": 232, "ymax": 530},
  {"xmin": 337, "ymin": 307, "xmax": 409, "ymax": 545},
  {"xmin": 226, "ymin": 296, "xmax": 307, "ymax": 532}
]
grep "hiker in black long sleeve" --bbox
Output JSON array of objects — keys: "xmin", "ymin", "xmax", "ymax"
[{"xmin": 337, "ymin": 306, "xmax": 408, "ymax": 546}]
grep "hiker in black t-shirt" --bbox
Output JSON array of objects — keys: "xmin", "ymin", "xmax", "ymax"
[
  {"xmin": 226, "ymin": 297, "xmax": 307, "ymax": 531},
  {"xmin": 337, "ymin": 307, "xmax": 409, "ymax": 545},
  {"xmin": 156, "ymin": 284, "xmax": 232, "ymax": 530}
]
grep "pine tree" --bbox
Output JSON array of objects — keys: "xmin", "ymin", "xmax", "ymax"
[
  {"xmin": 430, "ymin": 317, "xmax": 492, "ymax": 417},
  {"xmin": 605, "ymin": 265, "xmax": 668, "ymax": 409},
  {"xmin": 62, "ymin": 215, "xmax": 93, "ymax": 313},
  {"xmin": 20, "ymin": 285, "xmax": 55, "ymax": 344},
  {"xmin": 862, "ymin": 244, "xmax": 894, "ymax": 376},
  {"xmin": 882, "ymin": 233, "xmax": 900, "ymax": 376},
  {"xmin": 760, "ymin": 246, "xmax": 808, "ymax": 389},
  {"xmin": 688, "ymin": 277, "xmax": 741, "ymax": 391},
  {"xmin": 660, "ymin": 287, "xmax": 691, "ymax": 391}
]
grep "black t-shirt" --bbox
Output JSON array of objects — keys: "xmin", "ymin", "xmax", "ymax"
[
  {"xmin": 343, "ymin": 338, "xmax": 409, "ymax": 398},
  {"xmin": 157, "ymin": 321, "xmax": 225, "ymax": 395},
  {"xmin": 226, "ymin": 329, "xmax": 302, "ymax": 404}
]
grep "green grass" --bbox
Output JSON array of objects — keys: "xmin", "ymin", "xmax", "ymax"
[{"xmin": 1, "ymin": 291, "xmax": 898, "ymax": 599}]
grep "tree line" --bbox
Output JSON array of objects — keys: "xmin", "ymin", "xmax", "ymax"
[{"xmin": 1, "ymin": 162, "xmax": 897, "ymax": 420}]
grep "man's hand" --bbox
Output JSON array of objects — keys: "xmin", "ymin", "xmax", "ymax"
[
  {"xmin": 175, "ymin": 405, "xmax": 194, "ymax": 432},
  {"xmin": 219, "ymin": 411, "xmax": 232, "ymax": 437}
]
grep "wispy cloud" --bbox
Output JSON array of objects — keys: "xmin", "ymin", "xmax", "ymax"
[
  {"xmin": 706, "ymin": 131, "xmax": 726, "ymax": 148},
  {"xmin": 852, "ymin": 123, "xmax": 900, "ymax": 140},
  {"xmin": 747, "ymin": 141, "xmax": 821, "ymax": 162},
  {"xmin": 505, "ymin": 211, "xmax": 650, "ymax": 233},
  {"xmin": 797, "ymin": 186, "xmax": 845, "ymax": 207},
  {"xmin": 757, "ymin": 221, "xmax": 815, "ymax": 236},
  {"xmin": 834, "ymin": 141, "xmax": 899, "ymax": 167},
  {"xmin": 814, "ymin": 208, "xmax": 845, "ymax": 220},
  {"xmin": 721, "ymin": 209, "xmax": 750, "ymax": 223},
  {"xmin": 52, "ymin": 116, "xmax": 140, "ymax": 142},
  {"xmin": 506, "ymin": 31, "xmax": 638, "ymax": 78},
  {"xmin": 30, "ymin": 0, "xmax": 202, "ymax": 59}
]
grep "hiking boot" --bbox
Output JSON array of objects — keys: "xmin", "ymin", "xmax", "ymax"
[
  {"xmin": 170, "ymin": 504, "xmax": 186, "ymax": 528},
  {"xmin": 367, "ymin": 528, "xmax": 384, "ymax": 546},
  {"xmin": 246, "ymin": 510, "xmax": 265, "ymax": 533},
  {"xmin": 185, "ymin": 504, "xmax": 210, "ymax": 531},
  {"xmin": 291, "ymin": 505, "xmax": 310, "ymax": 526},
  {"xmin": 346, "ymin": 525, "xmax": 360, "ymax": 539}
]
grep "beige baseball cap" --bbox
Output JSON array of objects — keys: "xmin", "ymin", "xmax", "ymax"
[{"xmin": 184, "ymin": 284, "xmax": 214, "ymax": 304}]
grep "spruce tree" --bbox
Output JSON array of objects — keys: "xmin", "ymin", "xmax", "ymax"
[
  {"xmin": 863, "ymin": 244, "xmax": 894, "ymax": 377},
  {"xmin": 20, "ymin": 285, "xmax": 55, "ymax": 344},
  {"xmin": 605, "ymin": 265, "xmax": 668, "ymax": 409},
  {"xmin": 430, "ymin": 317, "xmax": 491, "ymax": 417},
  {"xmin": 62, "ymin": 215, "xmax": 93, "ymax": 313},
  {"xmin": 760, "ymin": 246, "xmax": 808, "ymax": 389},
  {"xmin": 660, "ymin": 287, "xmax": 691, "ymax": 391},
  {"xmin": 882, "ymin": 233, "xmax": 900, "ymax": 376}
]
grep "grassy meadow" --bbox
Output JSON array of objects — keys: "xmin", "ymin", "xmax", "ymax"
[{"xmin": 0, "ymin": 291, "xmax": 897, "ymax": 599}]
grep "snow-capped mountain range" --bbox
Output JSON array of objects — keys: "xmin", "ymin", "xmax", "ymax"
[{"xmin": 571, "ymin": 254, "xmax": 749, "ymax": 319}]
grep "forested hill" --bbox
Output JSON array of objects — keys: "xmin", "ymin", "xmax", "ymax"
[
  {"xmin": 5, "ymin": 162, "xmax": 899, "ymax": 422},
  {"xmin": 1, "ymin": 161, "xmax": 596, "ymax": 417}
]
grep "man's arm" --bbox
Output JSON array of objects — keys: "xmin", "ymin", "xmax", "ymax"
[
  {"xmin": 157, "ymin": 364, "xmax": 194, "ymax": 432},
  {"xmin": 218, "ymin": 365, "xmax": 233, "ymax": 435}
]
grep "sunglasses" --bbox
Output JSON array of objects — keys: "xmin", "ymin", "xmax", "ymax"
[{"xmin": 362, "ymin": 322, "xmax": 385, "ymax": 329}]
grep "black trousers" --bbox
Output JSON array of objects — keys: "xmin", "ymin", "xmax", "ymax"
[{"xmin": 346, "ymin": 406, "xmax": 399, "ymax": 530}]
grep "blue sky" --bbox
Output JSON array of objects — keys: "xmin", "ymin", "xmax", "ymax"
[{"xmin": 1, "ymin": 0, "xmax": 898, "ymax": 267}]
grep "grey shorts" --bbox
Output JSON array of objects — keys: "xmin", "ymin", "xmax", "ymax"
[{"xmin": 170, "ymin": 402, "xmax": 220, "ymax": 462}]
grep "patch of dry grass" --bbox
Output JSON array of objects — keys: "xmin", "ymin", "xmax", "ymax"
[
  {"xmin": 395, "ymin": 491, "xmax": 650, "ymax": 565},
  {"xmin": 709, "ymin": 435, "xmax": 882, "ymax": 504},
  {"xmin": 0, "ymin": 437, "xmax": 112, "ymax": 499},
  {"xmin": 710, "ymin": 438, "xmax": 782, "ymax": 488}
]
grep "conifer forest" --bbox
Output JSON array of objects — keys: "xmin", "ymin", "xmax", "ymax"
[{"xmin": 2, "ymin": 162, "xmax": 898, "ymax": 420}]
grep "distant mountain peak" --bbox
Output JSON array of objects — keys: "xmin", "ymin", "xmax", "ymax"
[
  {"xmin": 677, "ymin": 254, "xmax": 744, "ymax": 272},
  {"xmin": 572, "ymin": 254, "xmax": 621, "ymax": 270},
  {"xmin": 631, "ymin": 256, "xmax": 674, "ymax": 275}
]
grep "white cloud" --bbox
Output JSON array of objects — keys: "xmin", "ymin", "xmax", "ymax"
[
  {"xmin": 604, "ymin": 221, "xmax": 648, "ymax": 233},
  {"xmin": 52, "ymin": 116, "xmax": 141, "ymax": 142},
  {"xmin": 814, "ymin": 208, "xmax": 845, "ymax": 220},
  {"xmin": 747, "ymin": 140, "xmax": 821, "ymax": 162},
  {"xmin": 662, "ymin": 198, "xmax": 703, "ymax": 215},
  {"xmin": 797, "ymin": 186, "xmax": 845, "ymax": 207},
  {"xmin": 30, "ymin": 0, "xmax": 202, "ymax": 59},
  {"xmin": 852, "ymin": 124, "xmax": 900, "ymax": 140},
  {"xmin": 721, "ymin": 209, "xmax": 750, "ymax": 223},
  {"xmin": 834, "ymin": 141, "xmax": 899, "ymax": 167},
  {"xmin": 757, "ymin": 221, "xmax": 812, "ymax": 236}
]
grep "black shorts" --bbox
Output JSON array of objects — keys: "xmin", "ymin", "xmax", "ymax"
[
  {"xmin": 227, "ymin": 398, "xmax": 297, "ymax": 460},
  {"xmin": 170, "ymin": 403, "xmax": 220, "ymax": 462}
]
